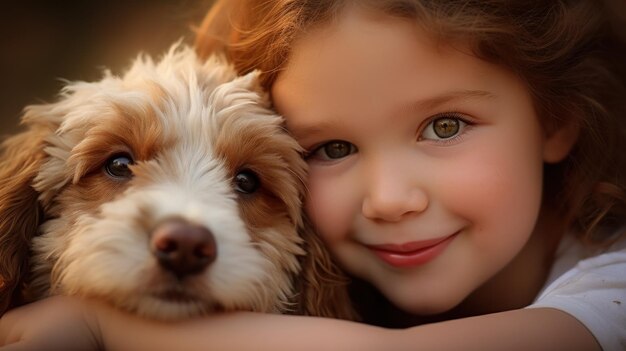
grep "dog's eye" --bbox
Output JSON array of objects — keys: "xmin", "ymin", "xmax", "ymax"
[
  {"xmin": 235, "ymin": 170, "xmax": 260, "ymax": 194},
  {"xmin": 105, "ymin": 153, "xmax": 134, "ymax": 179}
]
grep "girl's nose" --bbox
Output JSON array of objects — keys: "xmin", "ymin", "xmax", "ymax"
[{"xmin": 361, "ymin": 160, "xmax": 428, "ymax": 222}]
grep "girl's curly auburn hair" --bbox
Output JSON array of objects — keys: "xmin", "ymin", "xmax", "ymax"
[{"xmin": 195, "ymin": 0, "xmax": 626, "ymax": 245}]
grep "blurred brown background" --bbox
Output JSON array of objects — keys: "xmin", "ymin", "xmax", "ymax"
[{"xmin": 0, "ymin": 0, "xmax": 214, "ymax": 136}]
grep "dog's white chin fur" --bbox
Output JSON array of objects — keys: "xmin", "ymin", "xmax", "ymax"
[{"xmin": 25, "ymin": 44, "xmax": 307, "ymax": 320}]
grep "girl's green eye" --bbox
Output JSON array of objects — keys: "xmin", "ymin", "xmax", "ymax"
[
  {"xmin": 309, "ymin": 140, "xmax": 357, "ymax": 161},
  {"xmin": 421, "ymin": 115, "xmax": 468, "ymax": 141},
  {"xmin": 433, "ymin": 118, "xmax": 459, "ymax": 138}
]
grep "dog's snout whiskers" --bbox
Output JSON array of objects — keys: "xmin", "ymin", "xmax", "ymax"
[{"xmin": 150, "ymin": 217, "xmax": 217, "ymax": 278}]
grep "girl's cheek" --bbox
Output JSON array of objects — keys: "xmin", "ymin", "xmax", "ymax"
[{"xmin": 304, "ymin": 171, "xmax": 353, "ymax": 243}]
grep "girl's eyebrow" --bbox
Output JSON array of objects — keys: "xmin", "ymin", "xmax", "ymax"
[
  {"xmin": 288, "ymin": 120, "xmax": 336, "ymax": 142},
  {"xmin": 411, "ymin": 89, "xmax": 495, "ymax": 112}
]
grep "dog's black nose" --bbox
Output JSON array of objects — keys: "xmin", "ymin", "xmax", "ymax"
[{"xmin": 150, "ymin": 218, "xmax": 217, "ymax": 278}]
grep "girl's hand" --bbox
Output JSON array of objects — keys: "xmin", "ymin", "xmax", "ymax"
[{"xmin": 0, "ymin": 296, "xmax": 102, "ymax": 351}]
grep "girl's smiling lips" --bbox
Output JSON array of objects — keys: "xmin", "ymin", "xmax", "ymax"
[{"xmin": 366, "ymin": 233, "xmax": 458, "ymax": 267}]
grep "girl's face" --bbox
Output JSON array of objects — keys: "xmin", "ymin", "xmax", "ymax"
[{"xmin": 272, "ymin": 7, "xmax": 571, "ymax": 314}]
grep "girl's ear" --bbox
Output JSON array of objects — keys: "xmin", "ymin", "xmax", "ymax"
[
  {"xmin": 0, "ymin": 124, "xmax": 50, "ymax": 316},
  {"xmin": 542, "ymin": 119, "xmax": 580, "ymax": 163},
  {"xmin": 293, "ymin": 217, "xmax": 359, "ymax": 321}
]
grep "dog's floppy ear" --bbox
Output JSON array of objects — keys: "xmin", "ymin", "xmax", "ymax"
[
  {"xmin": 0, "ymin": 112, "xmax": 54, "ymax": 315},
  {"xmin": 294, "ymin": 217, "xmax": 359, "ymax": 321}
]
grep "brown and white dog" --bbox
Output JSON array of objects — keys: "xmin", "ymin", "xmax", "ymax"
[{"xmin": 0, "ymin": 44, "xmax": 354, "ymax": 320}]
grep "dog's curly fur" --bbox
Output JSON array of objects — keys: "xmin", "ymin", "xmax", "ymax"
[{"xmin": 0, "ymin": 44, "xmax": 355, "ymax": 320}]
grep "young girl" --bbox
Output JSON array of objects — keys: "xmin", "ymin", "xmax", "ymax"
[{"xmin": 1, "ymin": 0, "xmax": 625, "ymax": 350}]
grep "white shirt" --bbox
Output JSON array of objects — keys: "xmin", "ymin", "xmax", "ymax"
[{"xmin": 527, "ymin": 232, "xmax": 626, "ymax": 351}]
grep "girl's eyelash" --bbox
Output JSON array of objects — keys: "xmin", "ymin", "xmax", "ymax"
[
  {"xmin": 426, "ymin": 111, "xmax": 473, "ymax": 127},
  {"xmin": 303, "ymin": 140, "xmax": 357, "ymax": 161}
]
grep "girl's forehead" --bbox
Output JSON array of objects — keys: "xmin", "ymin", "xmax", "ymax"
[
  {"xmin": 274, "ymin": 6, "xmax": 512, "ymax": 100},
  {"xmin": 280, "ymin": 7, "xmax": 430, "ymax": 80},
  {"xmin": 280, "ymin": 3, "xmax": 481, "ymax": 85}
]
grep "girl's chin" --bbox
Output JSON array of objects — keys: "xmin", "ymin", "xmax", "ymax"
[
  {"xmin": 378, "ymin": 284, "xmax": 468, "ymax": 317},
  {"xmin": 394, "ymin": 299, "xmax": 458, "ymax": 317}
]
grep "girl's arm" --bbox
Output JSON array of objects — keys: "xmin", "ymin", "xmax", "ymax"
[
  {"xmin": 99, "ymin": 307, "xmax": 600, "ymax": 351},
  {"xmin": 0, "ymin": 297, "xmax": 600, "ymax": 351},
  {"xmin": 396, "ymin": 308, "xmax": 601, "ymax": 351}
]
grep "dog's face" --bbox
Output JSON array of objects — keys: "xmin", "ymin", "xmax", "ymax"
[{"xmin": 0, "ymin": 46, "xmax": 322, "ymax": 320}]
